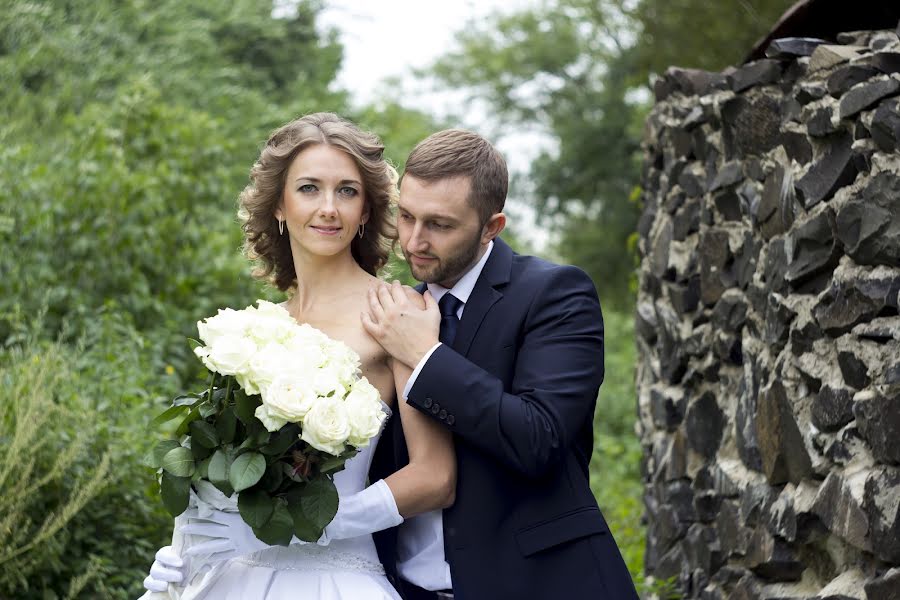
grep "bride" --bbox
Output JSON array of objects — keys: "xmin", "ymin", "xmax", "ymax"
[{"xmin": 140, "ymin": 112, "xmax": 453, "ymax": 599}]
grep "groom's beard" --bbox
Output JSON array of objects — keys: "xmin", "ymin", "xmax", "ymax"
[{"xmin": 404, "ymin": 230, "xmax": 482, "ymax": 287}]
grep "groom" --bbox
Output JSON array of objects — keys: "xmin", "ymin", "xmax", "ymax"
[{"xmin": 364, "ymin": 129, "xmax": 638, "ymax": 600}]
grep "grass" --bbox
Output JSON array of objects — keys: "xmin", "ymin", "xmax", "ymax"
[{"xmin": 589, "ymin": 310, "xmax": 646, "ymax": 585}]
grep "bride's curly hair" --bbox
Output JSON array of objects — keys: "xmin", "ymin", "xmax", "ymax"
[{"xmin": 238, "ymin": 112, "xmax": 399, "ymax": 290}]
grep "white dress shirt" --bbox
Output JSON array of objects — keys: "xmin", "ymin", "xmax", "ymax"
[{"xmin": 396, "ymin": 241, "xmax": 494, "ymax": 591}]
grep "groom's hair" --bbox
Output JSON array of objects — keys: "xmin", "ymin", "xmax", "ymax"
[{"xmin": 403, "ymin": 129, "xmax": 508, "ymax": 226}]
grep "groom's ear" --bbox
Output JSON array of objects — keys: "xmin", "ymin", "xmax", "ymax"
[{"xmin": 481, "ymin": 213, "xmax": 506, "ymax": 244}]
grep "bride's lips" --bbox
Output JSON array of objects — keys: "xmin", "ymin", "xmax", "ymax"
[{"xmin": 310, "ymin": 225, "xmax": 342, "ymax": 236}]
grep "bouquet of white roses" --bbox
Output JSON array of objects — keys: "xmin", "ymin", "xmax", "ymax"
[{"xmin": 146, "ymin": 300, "xmax": 386, "ymax": 545}]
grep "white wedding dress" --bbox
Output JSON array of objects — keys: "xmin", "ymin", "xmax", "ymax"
[{"xmin": 140, "ymin": 404, "xmax": 400, "ymax": 600}]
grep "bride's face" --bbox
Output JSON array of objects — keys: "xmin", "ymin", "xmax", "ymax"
[{"xmin": 276, "ymin": 143, "xmax": 369, "ymax": 259}]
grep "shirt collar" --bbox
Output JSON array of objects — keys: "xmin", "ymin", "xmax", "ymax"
[{"xmin": 426, "ymin": 240, "xmax": 494, "ymax": 305}]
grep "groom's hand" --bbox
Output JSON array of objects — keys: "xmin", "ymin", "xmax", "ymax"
[{"xmin": 362, "ymin": 281, "xmax": 440, "ymax": 368}]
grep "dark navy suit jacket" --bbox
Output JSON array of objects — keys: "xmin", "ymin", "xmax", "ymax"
[{"xmin": 370, "ymin": 238, "xmax": 638, "ymax": 600}]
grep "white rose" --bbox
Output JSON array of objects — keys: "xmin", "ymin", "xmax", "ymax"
[
  {"xmin": 261, "ymin": 375, "xmax": 318, "ymax": 423},
  {"xmin": 328, "ymin": 341, "xmax": 361, "ymax": 382},
  {"xmin": 248, "ymin": 312, "xmax": 297, "ymax": 347},
  {"xmin": 235, "ymin": 370, "xmax": 261, "ymax": 396},
  {"xmin": 301, "ymin": 396, "xmax": 351, "ymax": 456},
  {"xmin": 246, "ymin": 342, "xmax": 296, "ymax": 394},
  {"xmin": 199, "ymin": 334, "xmax": 256, "ymax": 376},
  {"xmin": 283, "ymin": 335, "xmax": 327, "ymax": 370},
  {"xmin": 255, "ymin": 403, "xmax": 288, "ymax": 432},
  {"xmin": 311, "ymin": 363, "xmax": 349, "ymax": 399},
  {"xmin": 254, "ymin": 300, "xmax": 292, "ymax": 321},
  {"xmin": 344, "ymin": 378, "xmax": 385, "ymax": 448},
  {"xmin": 197, "ymin": 308, "xmax": 252, "ymax": 346}
]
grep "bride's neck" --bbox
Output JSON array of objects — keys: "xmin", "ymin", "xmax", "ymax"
[{"xmin": 288, "ymin": 250, "xmax": 366, "ymax": 315}]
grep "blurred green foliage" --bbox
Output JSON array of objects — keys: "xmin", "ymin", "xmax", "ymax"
[
  {"xmin": 589, "ymin": 310, "xmax": 679, "ymax": 597},
  {"xmin": 0, "ymin": 311, "xmax": 183, "ymax": 599}
]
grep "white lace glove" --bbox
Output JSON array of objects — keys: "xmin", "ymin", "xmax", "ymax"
[
  {"xmin": 177, "ymin": 507, "xmax": 270, "ymax": 564},
  {"xmin": 319, "ymin": 479, "xmax": 403, "ymax": 545},
  {"xmin": 143, "ymin": 545, "xmax": 185, "ymax": 592}
]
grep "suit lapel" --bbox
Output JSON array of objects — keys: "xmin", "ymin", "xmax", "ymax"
[{"xmin": 452, "ymin": 238, "xmax": 513, "ymax": 356}]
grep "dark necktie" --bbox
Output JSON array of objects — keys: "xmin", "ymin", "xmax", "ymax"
[{"xmin": 438, "ymin": 293, "xmax": 463, "ymax": 346}]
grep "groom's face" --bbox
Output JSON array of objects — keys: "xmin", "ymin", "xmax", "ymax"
[{"xmin": 397, "ymin": 175, "xmax": 486, "ymax": 288}]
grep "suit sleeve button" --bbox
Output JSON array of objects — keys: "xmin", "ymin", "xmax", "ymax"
[
  {"xmin": 423, "ymin": 398, "xmax": 433, "ymax": 409},
  {"xmin": 438, "ymin": 409, "xmax": 447, "ymax": 419},
  {"xmin": 431, "ymin": 403, "xmax": 441, "ymax": 414},
  {"xmin": 446, "ymin": 415, "xmax": 456, "ymax": 425}
]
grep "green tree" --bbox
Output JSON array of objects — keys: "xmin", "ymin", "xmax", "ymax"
[
  {"xmin": 631, "ymin": 0, "xmax": 796, "ymax": 79},
  {"xmin": 0, "ymin": 0, "xmax": 345, "ymax": 143}
]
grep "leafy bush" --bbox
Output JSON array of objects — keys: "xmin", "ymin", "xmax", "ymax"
[{"xmin": 0, "ymin": 311, "xmax": 183, "ymax": 599}]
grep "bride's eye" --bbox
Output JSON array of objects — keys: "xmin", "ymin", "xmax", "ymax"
[
  {"xmin": 338, "ymin": 186, "xmax": 359, "ymax": 197},
  {"xmin": 298, "ymin": 184, "xmax": 317, "ymax": 193}
]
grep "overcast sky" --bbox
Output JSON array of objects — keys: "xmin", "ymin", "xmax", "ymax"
[{"xmin": 318, "ymin": 1, "xmax": 531, "ymax": 110}]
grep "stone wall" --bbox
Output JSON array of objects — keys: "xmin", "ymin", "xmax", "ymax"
[{"xmin": 636, "ymin": 26, "xmax": 900, "ymax": 599}]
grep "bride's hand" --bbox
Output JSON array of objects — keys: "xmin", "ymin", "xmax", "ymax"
[
  {"xmin": 143, "ymin": 545, "xmax": 185, "ymax": 592},
  {"xmin": 177, "ymin": 508, "xmax": 270, "ymax": 564}
]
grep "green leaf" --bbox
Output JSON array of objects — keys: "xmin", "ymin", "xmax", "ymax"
[
  {"xmin": 196, "ymin": 456, "xmax": 211, "ymax": 480},
  {"xmin": 300, "ymin": 478, "xmax": 339, "ymax": 530},
  {"xmin": 190, "ymin": 420, "xmax": 219, "ymax": 448},
  {"xmin": 318, "ymin": 449, "xmax": 356, "ymax": 474},
  {"xmin": 248, "ymin": 420, "xmax": 270, "ymax": 445},
  {"xmin": 216, "ymin": 405, "xmax": 237, "ymax": 444},
  {"xmin": 161, "ymin": 446, "xmax": 195, "ymax": 477},
  {"xmin": 151, "ymin": 405, "xmax": 189, "ymax": 428},
  {"xmin": 142, "ymin": 447, "xmax": 157, "ymax": 468},
  {"xmin": 260, "ymin": 424, "xmax": 300, "ymax": 456},
  {"xmin": 161, "ymin": 472, "xmax": 191, "ymax": 517},
  {"xmin": 199, "ymin": 401, "xmax": 219, "ymax": 419},
  {"xmin": 208, "ymin": 449, "xmax": 234, "ymax": 496},
  {"xmin": 234, "ymin": 390, "xmax": 261, "ymax": 424},
  {"xmin": 148, "ymin": 440, "xmax": 181, "ymax": 469},
  {"xmin": 286, "ymin": 497, "xmax": 320, "ymax": 542},
  {"xmin": 229, "ymin": 452, "xmax": 266, "ymax": 492},
  {"xmin": 188, "ymin": 338, "xmax": 203, "ymax": 351},
  {"xmin": 191, "ymin": 441, "xmax": 213, "ymax": 461},
  {"xmin": 208, "ymin": 449, "xmax": 230, "ymax": 485},
  {"xmin": 286, "ymin": 478, "xmax": 338, "ymax": 542},
  {"xmin": 237, "ymin": 437, "xmax": 259, "ymax": 452},
  {"xmin": 252, "ymin": 500, "xmax": 293, "ymax": 546},
  {"xmin": 175, "ymin": 406, "xmax": 201, "ymax": 437},
  {"xmin": 213, "ymin": 480, "xmax": 234, "ymax": 497},
  {"xmin": 173, "ymin": 393, "xmax": 201, "ymax": 407},
  {"xmin": 238, "ymin": 489, "xmax": 275, "ymax": 528},
  {"xmin": 260, "ymin": 461, "xmax": 285, "ymax": 493}
]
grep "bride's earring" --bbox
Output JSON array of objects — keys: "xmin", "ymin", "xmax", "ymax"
[
  {"xmin": 358, "ymin": 223, "xmax": 365, "ymax": 239},
  {"xmin": 278, "ymin": 219, "xmax": 284, "ymax": 236}
]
